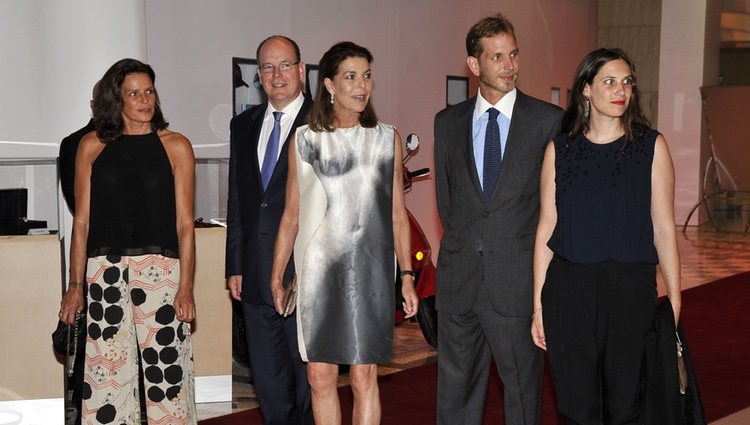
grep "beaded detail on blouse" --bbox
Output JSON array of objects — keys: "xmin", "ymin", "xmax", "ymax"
[{"xmin": 547, "ymin": 128, "xmax": 659, "ymax": 264}]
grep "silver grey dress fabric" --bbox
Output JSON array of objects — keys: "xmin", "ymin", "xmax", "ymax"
[{"xmin": 293, "ymin": 122, "xmax": 396, "ymax": 364}]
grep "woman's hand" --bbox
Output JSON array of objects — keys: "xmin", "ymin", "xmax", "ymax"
[
  {"xmin": 531, "ymin": 309, "xmax": 546, "ymax": 351},
  {"xmin": 401, "ymin": 277, "xmax": 418, "ymax": 319},
  {"xmin": 173, "ymin": 289, "xmax": 196, "ymax": 322},
  {"xmin": 59, "ymin": 283, "xmax": 85, "ymax": 325},
  {"xmin": 271, "ymin": 282, "xmax": 286, "ymax": 315}
]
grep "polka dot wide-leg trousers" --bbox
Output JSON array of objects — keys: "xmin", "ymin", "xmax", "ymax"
[{"xmin": 81, "ymin": 254, "xmax": 196, "ymax": 425}]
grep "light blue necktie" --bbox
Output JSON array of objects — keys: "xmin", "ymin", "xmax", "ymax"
[
  {"xmin": 261, "ymin": 111, "xmax": 282, "ymax": 189},
  {"xmin": 483, "ymin": 108, "xmax": 502, "ymax": 201}
]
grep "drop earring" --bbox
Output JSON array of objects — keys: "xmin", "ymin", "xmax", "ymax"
[
  {"xmin": 330, "ymin": 93, "xmax": 335, "ymax": 105},
  {"xmin": 584, "ymin": 97, "xmax": 590, "ymax": 118}
]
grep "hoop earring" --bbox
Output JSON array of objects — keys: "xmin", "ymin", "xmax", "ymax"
[
  {"xmin": 330, "ymin": 93, "xmax": 335, "ymax": 105},
  {"xmin": 584, "ymin": 97, "xmax": 590, "ymax": 118}
]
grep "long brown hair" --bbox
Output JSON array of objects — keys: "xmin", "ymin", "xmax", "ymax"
[
  {"xmin": 307, "ymin": 41, "xmax": 378, "ymax": 132},
  {"xmin": 562, "ymin": 48, "xmax": 650, "ymax": 142}
]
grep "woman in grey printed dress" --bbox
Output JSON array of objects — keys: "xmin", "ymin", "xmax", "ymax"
[{"xmin": 269, "ymin": 41, "xmax": 418, "ymax": 425}]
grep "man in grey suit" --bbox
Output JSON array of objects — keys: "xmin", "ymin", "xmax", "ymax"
[
  {"xmin": 226, "ymin": 35, "xmax": 314, "ymax": 424},
  {"xmin": 434, "ymin": 14, "xmax": 562, "ymax": 425}
]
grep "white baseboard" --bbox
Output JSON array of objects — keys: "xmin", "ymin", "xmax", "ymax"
[
  {"xmin": 0, "ymin": 398, "xmax": 64, "ymax": 425},
  {"xmin": 195, "ymin": 375, "xmax": 232, "ymax": 403},
  {"xmin": 0, "ymin": 375, "xmax": 230, "ymax": 424}
]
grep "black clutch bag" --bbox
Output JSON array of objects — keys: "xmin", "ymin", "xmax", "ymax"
[
  {"xmin": 282, "ymin": 274, "xmax": 298, "ymax": 318},
  {"xmin": 52, "ymin": 312, "xmax": 85, "ymax": 377}
]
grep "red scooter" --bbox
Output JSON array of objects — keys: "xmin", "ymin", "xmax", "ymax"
[{"xmin": 394, "ymin": 134, "xmax": 438, "ymax": 347}]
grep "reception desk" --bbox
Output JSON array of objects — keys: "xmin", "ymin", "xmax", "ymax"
[
  {"xmin": 192, "ymin": 227, "xmax": 232, "ymax": 402},
  {"xmin": 0, "ymin": 227, "xmax": 231, "ymax": 410},
  {"xmin": 0, "ymin": 234, "xmax": 65, "ymax": 400}
]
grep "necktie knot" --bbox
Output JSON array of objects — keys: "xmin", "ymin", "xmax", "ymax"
[
  {"xmin": 487, "ymin": 107, "xmax": 499, "ymax": 121},
  {"xmin": 273, "ymin": 111, "xmax": 283, "ymax": 122}
]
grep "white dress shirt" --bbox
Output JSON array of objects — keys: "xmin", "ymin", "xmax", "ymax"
[{"xmin": 257, "ymin": 92, "xmax": 305, "ymax": 167}]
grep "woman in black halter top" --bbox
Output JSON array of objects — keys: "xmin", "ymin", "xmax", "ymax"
[{"xmin": 59, "ymin": 58, "xmax": 197, "ymax": 424}]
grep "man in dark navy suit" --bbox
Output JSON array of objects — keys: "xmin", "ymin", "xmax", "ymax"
[
  {"xmin": 59, "ymin": 82, "xmax": 99, "ymax": 212},
  {"xmin": 225, "ymin": 35, "xmax": 313, "ymax": 425}
]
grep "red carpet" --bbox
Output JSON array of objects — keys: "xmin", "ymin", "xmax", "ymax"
[
  {"xmin": 200, "ymin": 271, "xmax": 750, "ymax": 424},
  {"xmin": 679, "ymin": 271, "xmax": 750, "ymax": 421}
]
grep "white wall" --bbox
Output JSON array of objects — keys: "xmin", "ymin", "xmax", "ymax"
[
  {"xmin": 145, "ymin": 0, "xmax": 596, "ymax": 249},
  {"xmin": 0, "ymin": 0, "xmax": 146, "ymax": 147},
  {"xmin": 0, "ymin": 0, "xmax": 146, "ymax": 239},
  {"xmin": 144, "ymin": 0, "xmax": 405, "ymax": 156},
  {"xmin": 0, "ymin": 0, "xmax": 596, "ymax": 250}
]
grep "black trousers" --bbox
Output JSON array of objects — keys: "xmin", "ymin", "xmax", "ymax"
[
  {"xmin": 243, "ymin": 302, "xmax": 313, "ymax": 425},
  {"xmin": 542, "ymin": 257, "xmax": 657, "ymax": 425}
]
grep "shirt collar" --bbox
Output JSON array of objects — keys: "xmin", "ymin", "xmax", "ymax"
[
  {"xmin": 474, "ymin": 88, "xmax": 517, "ymax": 120},
  {"xmin": 265, "ymin": 92, "xmax": 305, "ymax": 119}
]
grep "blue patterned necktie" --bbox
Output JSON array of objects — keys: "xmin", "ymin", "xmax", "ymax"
[
  {"xmin": 261, "ymin": 111, "xmax": 283, "ymax": 189},
  {"xmin": 483, "ymin": 108, "xmax": 502, "ymax": 201}
]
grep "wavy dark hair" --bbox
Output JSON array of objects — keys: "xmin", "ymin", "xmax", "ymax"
[
  {"xmin": 308, "ymin": 41, "xmax": 378, "ymax": 132},
  {"xmin": 466, "ymin": 13, "xmax": 516, "ymax": 58},
  {"xmin": 93, "ymin": 58, "xmax": 168, "ymax": 143},
  {"xmin": 562, "ymin": 48, "xmax": 650, "ymax": 142}
]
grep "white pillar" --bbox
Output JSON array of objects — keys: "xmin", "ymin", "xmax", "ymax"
[{"xmin": 658, "ymin": 0, "xmax": 721, "ymax": 225}]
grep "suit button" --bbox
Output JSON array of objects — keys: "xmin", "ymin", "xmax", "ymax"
[
  {"xmin": 261, "ymin": 202, "xmax": 268, "ymax": 208},
  {"xmin": 482, "ymin": 211, "xmax": 489, "ymax": 217}
]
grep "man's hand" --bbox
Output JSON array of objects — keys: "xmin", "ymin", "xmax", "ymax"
[{"xmin": 227, "ymin": 275, "xmax": 242, "ymax": 301}]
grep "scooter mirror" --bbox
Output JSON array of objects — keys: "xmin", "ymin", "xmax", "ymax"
[{"xmin": 405, "ymin": 133, "xmax": 420, "ymax": 152}]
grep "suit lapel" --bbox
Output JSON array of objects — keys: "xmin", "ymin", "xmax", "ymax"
[
  {"xmin": 248, "ymin": 106, "xmax": 265, "ymax": 188},
  {"xmin": 500, "ymin": 90, "xmax": 530, "ymax": 173}
]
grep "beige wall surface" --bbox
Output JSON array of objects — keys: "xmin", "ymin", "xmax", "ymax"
[
  {"xmin": 0, "ymin": 235, "xmax": 64, "ymax": 400},
  {"xmin": 597, "ymin": 0, "xmax": 662, "ymax": 125}
]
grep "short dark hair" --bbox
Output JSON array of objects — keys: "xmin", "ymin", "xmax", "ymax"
[
  {"xmin": 307, "ymin": 41, "xmax": 378, "ymax": 132},
  {"xmin": 256, "ymin": 35, "xmax": 301, "ymax": 63},
  {"xmin": 562, "ymin": 48, "xmax": 650, "ymax": 142},
  {"xmin": 93, "ymin": 58, "xmax": 168, "ymax": 143},
  {"xmin": 466, "ymin": 13, "xmax": 516, "ymax": 57}
]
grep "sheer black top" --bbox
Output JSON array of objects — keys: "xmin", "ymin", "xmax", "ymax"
[{"xmin": 87, "ymin": 132, "xmax": 179, "ymax": 258}]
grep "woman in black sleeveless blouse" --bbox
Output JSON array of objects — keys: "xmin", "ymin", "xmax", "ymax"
[
  {"xmin": 59, "ymin": 58, "xmax": 197, "ymax": 424},
  {"xmin": 531, "ymin": 49, "xmax": 681, "ymax": 424}
]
